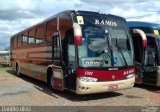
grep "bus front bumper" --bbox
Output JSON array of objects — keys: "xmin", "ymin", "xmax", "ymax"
[{"xmin": 76, "ymin": 76, "xmax": 135, "ymax": 95}]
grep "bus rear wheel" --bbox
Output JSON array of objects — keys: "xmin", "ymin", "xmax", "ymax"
[
  {"xmin": 47, "ymin": 68, "xmax": 55, "ymax": 90},
  {"xmin": 49, "ymin": 75, "xmax": 55, "ymax": 90},
  {"xmin": 47, "ymin": 67, "xmax": 62, "ymax": 93}
]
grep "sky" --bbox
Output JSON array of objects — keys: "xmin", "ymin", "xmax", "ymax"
[{"xmin": 0, "ymin": 0, "xmax": 160, "ymax": 50}]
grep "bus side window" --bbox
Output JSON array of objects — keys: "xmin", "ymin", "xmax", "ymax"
[
  {"xmin": 28, "ymin": 28, "xmax": 36, "ymax": 44},
  {"xmin": 13, "ymin": 36, "xmax": 17, "ymax": 48},
  {"xmin": 17, "ymin": 35, "xmax": 22, "ymax": 47},
  {"xmin": 22, "ymin": 31, "xmax": 28, "ymax": 46},
  {"xmin": 36, "ymin": 24, "xmax": 45, "ymax": 44},
  {"xmin": 28, "ymin": 36, "xmax": 34, "ymax": 44},
  {"xmin": 46, "ymin": 19, "xmax": 57, "ymax": 43}
]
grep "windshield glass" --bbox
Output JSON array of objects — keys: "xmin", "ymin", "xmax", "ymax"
[
  {"xmin": 76, "ymin": 15, "xmax": 134, "ymax": 68},
  {"xmin": 144, "ymin": 36, "xmax": 156, "ymax": 67}
]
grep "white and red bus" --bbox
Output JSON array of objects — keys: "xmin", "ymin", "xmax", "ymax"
[{"xmin": 10, "ymin": 10, "xmax": 135, "ymax": 94}]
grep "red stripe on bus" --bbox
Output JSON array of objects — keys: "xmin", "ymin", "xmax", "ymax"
[{"xmin": 77, "ymin": 68, "xmax": 135, "ymax": 81}]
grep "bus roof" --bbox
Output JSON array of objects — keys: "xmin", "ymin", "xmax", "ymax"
[
  {"xmin": 0, "ymin": 51, "xmax": 10, "ymax": 54},
  {"xmin": 11, "ymin": 10, "xmax": 125, "ymax": 39},
  {"xmin": 127, "ymin": 21, "xmax": 160, "ymax": 29}
]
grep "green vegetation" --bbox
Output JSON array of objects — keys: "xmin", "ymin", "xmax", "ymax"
[
  {"xmin": 0, "ymin": 57, "xmax": 9, "ymax": 60},
  {"xmin": 0, "ymin": 67, "xmax": 13, "ymax": 74}
]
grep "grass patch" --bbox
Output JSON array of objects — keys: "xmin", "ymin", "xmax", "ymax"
[{"xmin": 0, "ymin": 66, "xmax": 13, "ymax": 74}]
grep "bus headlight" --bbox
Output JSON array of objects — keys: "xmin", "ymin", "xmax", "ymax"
[
  {"xmin": 79, "ymin": 76, "xmax": 98, "ymax": 82},
  {"xmin": 126, "ymin": 74, "xmax": 134, "ymax": 79}
]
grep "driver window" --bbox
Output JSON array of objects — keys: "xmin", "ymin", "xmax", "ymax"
[
  {"xmin": 144, "ymin": 48, "xmax": 155, "ymax": 66},
  {"xmin": 144, "ymin": 37, "xmax": 156, "ymax": 66},
  {"xmin": 68, "ymin": 45, "xmax": 75, "ymax": 62}
]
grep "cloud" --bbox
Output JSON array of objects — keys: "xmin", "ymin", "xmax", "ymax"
[
  {"xmin": 80, "ymin": 0, "xmax": 154, "ymax": 4},
  {"xmin": 0, "ymin": 10, "xmax": 37, "ymax": 20},
  {"xmin": 128, "ymin": 14, "xmax": 160, "ymax": 23},
  {"xmin": 0, "ymin": 31, "xmax": 11, "ymax": 50},
  {"xmin": 0, "ymin": 0, "xmax": 79, "ymax": 50},
  {"xmin": 79, "ymin": 0, "xmax": 160, "ymax": 19},
  {"xmin": 0, "ymin": 0, "xmax": 160, "ymax": 50}
]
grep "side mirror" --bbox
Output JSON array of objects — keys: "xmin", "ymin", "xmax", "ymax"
[
  {"xmin": 133, "ymin": 29, "xmax": 147, "ymax": 47},
  {"xmin": 53, "ymin": 32, "xmax": 59, "ymax": 37},
  {"xmin": 73, "ymin": 23, "xmax": 82, "ymax": 46}
]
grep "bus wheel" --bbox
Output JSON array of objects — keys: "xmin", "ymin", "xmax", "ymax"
[
  {"xmin": 50, "ymin": 75, "xmax": 55, "ymax": 90},
  {"xmin": 47, "ymin": 68, "xmax": 55, "ymax": 90},
  {"xmin": 16, "ymin": 64, "xmax": 21, "ymax": 77}
]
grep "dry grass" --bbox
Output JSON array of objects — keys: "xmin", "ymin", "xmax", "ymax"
[{"xmin": 0, "ymin": 66, "xmax": 14, "ymax": 75}]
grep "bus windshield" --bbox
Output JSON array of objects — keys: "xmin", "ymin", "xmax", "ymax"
[{"xmin": 77, "ymin": 15, "xmax": 134, "ymax": 68}]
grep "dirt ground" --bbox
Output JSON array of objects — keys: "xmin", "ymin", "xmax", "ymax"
[{"xmin": 0, "ymin": 67, "xmax": 160, "ymax": 111}]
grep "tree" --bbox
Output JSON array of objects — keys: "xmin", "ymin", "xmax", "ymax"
[{"xmin": 4, "ymin": 46, "xmax": 10, "ymax": 51}]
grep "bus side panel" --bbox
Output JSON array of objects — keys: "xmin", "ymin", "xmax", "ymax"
[{"xmin": 12, "ymin": 45, "xmax": 52, "ymax": 82}]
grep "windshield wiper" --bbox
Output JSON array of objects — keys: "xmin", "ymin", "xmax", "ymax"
[
  {"xmin": 98, "ymin": 48, "xmax": 111, "ymax": 67},
  {"xmin": 98, "ymin": 35, "xmax": 113, "ymax": 67},
  {"xmin": 115, "ymin": 38, "xmax": 128, "ymax": 66}
]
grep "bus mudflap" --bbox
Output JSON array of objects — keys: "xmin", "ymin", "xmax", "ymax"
[{"xmin": 53, "ymin": 68, "xmax": 64, "ymax": 91}]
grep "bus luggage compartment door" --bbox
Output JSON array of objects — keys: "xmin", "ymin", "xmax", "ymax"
[{"xmin": 52, "ymin": 68, "xmax": 64, "ymax": 91}]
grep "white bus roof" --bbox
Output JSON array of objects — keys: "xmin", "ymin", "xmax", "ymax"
[{"xmin": 0, "ymin": 51, "xmax": 10, "ymax": 54}]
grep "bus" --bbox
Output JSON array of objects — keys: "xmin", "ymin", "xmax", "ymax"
[
  {"xmin": 0, "ymin": 50, "xmax": 10, "ymax": 66},
  {"xmin": 10, "ymin": 10, "xmax": 135, "ymax": 94},
  {"xmin": 128, "ymin": 21, "xmax": 160, "ymax": 34},
  {"xmin": 128, "ymin": 21, "xmax": 160, "ymax": 86}
]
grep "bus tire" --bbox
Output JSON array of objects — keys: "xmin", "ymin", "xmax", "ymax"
[
  {"xmin": 47, "ymin": 68, "xmax": 60, "ymax": 92},
  {"xmin": 16, "ymin": 63, "xmax": 21, "ymax": 77},
  {"xmin": 47, "ymin": 68, "xmax": 55, "ymax": 90}
]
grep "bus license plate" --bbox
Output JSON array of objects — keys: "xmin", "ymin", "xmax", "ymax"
[{"xmin": 108, "ymin": 84, "xmax": 118, "ymax": 91}]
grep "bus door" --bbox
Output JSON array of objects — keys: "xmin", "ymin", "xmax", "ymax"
[
  {"xmin": 52, "ymin": 32, "xmax": 64, "ymax": 91},
  {"xmin": 67, "ymin": 44, "xmax": 76, "ymax": 90},
  {"xmin": 132, "ymin": 29, "xmax": 147, "ymax": 84},
  {"xmin": 143, "ymin": 36, "xmax": 157, "ymax": 85}
]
